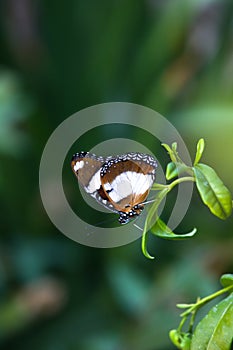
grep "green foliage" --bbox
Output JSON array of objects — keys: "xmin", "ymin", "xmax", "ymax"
[
  {"xmin": 193, "ymin": 138, "xmax": 205, "ymax": 166},
  {"xmin": 170, "ymin": 274, "xmax": 233, "ymax": 350},
  {"xmin": 151, "ymin": 218, "xmax": 197, "ymax": 240},
  {"xmin": 191, "ymin": 294, "xmax": 233, "ymax": 350},
  {"xmin": 141, "ymin": 139, "xmax": 232, "ymax": 259},
  {"xmin": 193, "ymin": 164, "xmax": 232, "ymax": 219}
]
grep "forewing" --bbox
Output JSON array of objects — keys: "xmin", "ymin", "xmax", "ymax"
[{"xmin": 71, "ymin": 152, "xmax": 117, "ymax": 213}]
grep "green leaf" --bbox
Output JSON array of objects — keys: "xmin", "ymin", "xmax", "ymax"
[
  {"xmin": 193, "ymin": 163, "xmax": 232, "ymax": 219},
  {"xmin": 193, "ymin": 138, "xmax": 205, "ymax": 166},
  {"xmin": 220, "ymin": 274, "xmax": 233, "ymax": 288},
  {"xmin": 151, "ymin": 217, "xmax": 197, "ymax": 240},
  {"xmin": 191, "ymin": 293, "xmax": 233, "ymax": 350},
  {"xmin": 166, "ymin": 162, "xmax": 193, "ymax": 180},
  {"xmin": 166, "ymin": 162, "xmax": 179, "ymax": 180},
  {"xmin": 162, "ymin": 143, "xmax": 178, "ymax": 163}
]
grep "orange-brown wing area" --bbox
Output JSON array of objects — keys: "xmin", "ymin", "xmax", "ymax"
[
  {"xmin": 129, "ymin": 159, "xmax": 157, "ymax": 176},
  {"xmin": 106, "ymin": 194, "xmax": 146, "ymax": 213},
  {"xmin": 101, "ymin": 160, "xmax": 142, "ymax": 184}
]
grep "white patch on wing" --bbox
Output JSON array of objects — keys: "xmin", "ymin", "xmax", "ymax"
[
  {"xmin": 74, "ymin": 160, "xmax": 84, "ymax": 171},
  {"xmin": 104, "ymin": 171, "xmax": 154, "ymax": 203},
  {"xmin": 130, "ymin": 172, "xmax": 154, "ymax": 196},
  {"xmin": 85, "ymin": 169, "xmax": 101, "ymax": 194}
]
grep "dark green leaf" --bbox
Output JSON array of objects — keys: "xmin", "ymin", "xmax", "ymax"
[
  {"xmin": 194, "ymin": 138, "xmax": 205, "ymax": 166},
  {"xmin": 220, "ymin": 274, "xmax": 233, "ymax": 288},
  {"xmin": 151, "ymin": 218, "xmax": 197, "ymax": 240},
  {"xmin": 191, "ymin": 293, "xmax": 233, "ymax": 350},
  {"xmin": 193, "ymin": 163, "xmax": 232, "ymax": 219}
]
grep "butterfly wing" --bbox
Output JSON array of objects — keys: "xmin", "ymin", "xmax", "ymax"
[
  {"xmin": 71, "ymin": 152, "xmax": 118, "ymax": 213},
  {"xmin": 127, "ymin": 153, "xmax": 157, "ymax": 205},
  {"xmin": 100, "ymin": 153, "xmax": 157, "ymax": 213},
  {"xmin": 71, "ymin": 151, "xmax": 157, "ymax": 224}
]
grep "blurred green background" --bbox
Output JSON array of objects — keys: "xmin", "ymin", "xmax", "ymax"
[{"xmin": 0, "ymin": 1, "xmax": 233, "ymax": 349}]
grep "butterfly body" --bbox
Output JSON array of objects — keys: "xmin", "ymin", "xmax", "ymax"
[{"xmin": 71, "ymin": 151, "xmax": 157, "ymax": 224}]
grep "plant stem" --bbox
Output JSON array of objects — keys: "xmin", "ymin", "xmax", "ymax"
[
  {"xmin": 168, "ymin": 176, "xmax": 195, "ymax": 191},
  {"xmin": 180, "ymin": 285, "xmax": 233, "ymax": 317},
  {"xmin": 152, "ymin": 176, "xmax": 195, "ymax": 191}
]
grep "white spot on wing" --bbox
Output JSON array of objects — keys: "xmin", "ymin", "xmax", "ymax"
[{"xmin": 74, "ymin": 160, "xmax": 84, "ymax": 171}]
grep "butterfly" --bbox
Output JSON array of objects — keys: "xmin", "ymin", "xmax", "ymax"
[{"xmin": 71, "ymin": 151, "xmax": 157, "ymax": 224}]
